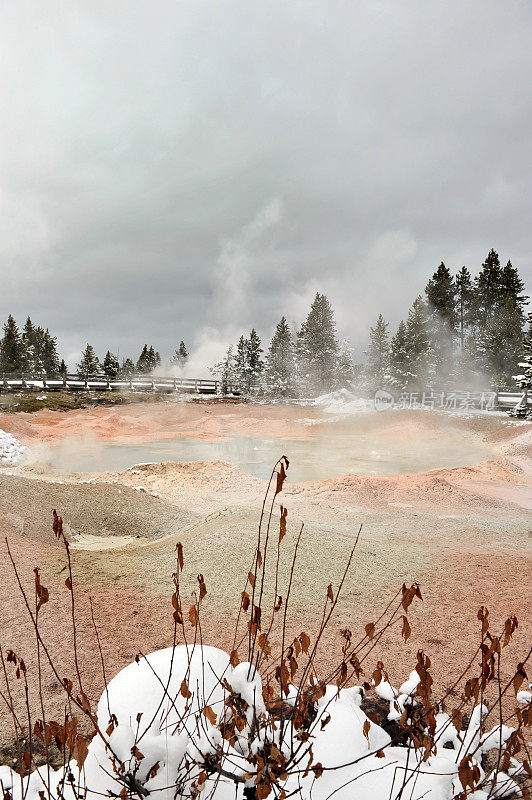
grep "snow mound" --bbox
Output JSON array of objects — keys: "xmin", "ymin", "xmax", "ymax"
[
  {"xmin": 312, "ymin": 389, "xmax": 374, "ymax": 415},
  {"xmin": 1, "ymin": 645, "xmax": 516, "ymax": 800},
  {"xmin": 0, "ymin": 429, "xmax": 25, "ymax": 464}
]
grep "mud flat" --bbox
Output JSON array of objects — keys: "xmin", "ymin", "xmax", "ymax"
[{"xmin": 0, "ymin": 400, "xmax": 530, "ymax": 747}]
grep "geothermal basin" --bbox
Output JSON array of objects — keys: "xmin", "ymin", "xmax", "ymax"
[
  {"xmin": 0, "ymin": 398, "xmax": 530, "ymax": 749},
  {"xmin": 25, "ymin": 418, "xmax": 494, "ymax": 480}
]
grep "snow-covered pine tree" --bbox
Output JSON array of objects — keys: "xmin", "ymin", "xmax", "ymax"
[
  {"xmin": 42, "ymin": 329, "xmax": 60, "ymax": 376},
  {"xmin": 511, "ymin": 312, "xmax": 532, "ymax": 418},
  {"xmin": 136, "ymin": 345, "xmax": 150, "ymax": 374},
  {"xmin": 474, "ymin": 249, "xmax": 503, "ymax": 329},
  {"xmin": 30, "ymin": 326, "xmax": 47, "ymax": 373},
  {"xmin": 404, "ymin": 296, "xmax": 433, "ymax": 390},
  {"xmin": 21, "ymin": 317, "xmax": 45, "ymax": 375},
  {"xmin": 477, "ymin": 296, "xmax": 525, "ymax": 385},
  {"xmin": 296, "ymin": 293, "xmax": 339, "ymax": 396},
  {"xmin": 455, "ymin": 267, "xmax": 475, "ymax": 354},
  {"xmin": 121, "ymin": 358, "xmax": 136, "ymax": 377},
  {"xmin": 211, "ymin": 346, "xmax": 236, "ymax": 395},
  {"xmin": 425, "ymin": 262, "xmax": 456, "ymax": 384},
  {"xmin": 335, "ymin": 339, "xmax": 355, "ymax": 389},
  {"xmin": 234, "ymin": 335, "xmax": 249, "ymax": 393},
  {"xmin": 246, "ymin": 329, "xmax": 264, "ymax": 393},
  {"xmin": 24, "ymin": 344, "xmax": 44, "ymax": 375},
  {"xmin": 21, "ymin": 317, "xmax": 37, "ymax": 372},
  {"xmin": 172, "ymin": 341, "xmax": 189, "ymax": 368},
  {"xmin": 363, "ymin": 314, "xmax": 390, "ymax": 389},
  {"xmin": 77, "ymin": 344, "xmax": 102, "ymax": 377},
  {"xmin": 146, "ymin": 346, "xmax": 160, "ymax": 372},
  {"xmin": 264, "ymin": 317, "xmax": 296, "ymax": 397},
  {"xmin": 472, "ymin": 253, "xmax": 528, "ymax": 383},
  {"xmin": 500, "ymin": 260, "xmax": 528, "ymax": 325},
  {"xmin": 103, "ymin": 351, "xmax": 120, "ymax": 378},
  {"xmin": 0, "ymin": 315, "xmax": 24, "ymax": 373},
  {"xmin": 388, "ymin": 320, "xmax": 409, "ymax": 390}
]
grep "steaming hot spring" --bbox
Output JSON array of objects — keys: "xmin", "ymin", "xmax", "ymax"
[{"xmin": 0, "ymin": 397, "xmax": 530, "ymax": 784}]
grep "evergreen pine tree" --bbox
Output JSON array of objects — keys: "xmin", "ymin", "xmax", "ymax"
[
  {"xmin": 425, "ymin": 263, "xmax": 457, "ymax": 327},
  {"xmin": 77, "ymin": 344, "xmax": 102, "ymax": 377},
  {"xmin": 121, "ymin": 358, "xmax": 136, "ymax": 377},
  {"xmin": 246, "ymin": 329, "xmax": 264, "ymax": 392},
  {"xmin": 21, "ymin": 317, "xmax": 36, "ymax": 372},
  {"xmin": 234, "ymin": 336, "xmax": 249, "ymax": 393},
  {"xmin": 455, "ymin": 267, "xmax": 475, "ymax": 352},
  {"xmin": 425, "ymin": 262, "xmax": 456, "ymax": 383},
  {"xmin": 474, "ymin": 249, "xmax": 503, "ymax": 328},
  {"xmin": 136, "ymin": 345, "xmax": 150, "ymax": 374},
  {"xmin": 511, "ymin": 312, "xmax": 532, "ymax": 417},
  {"xmin": 211, "ymin": 346, "xmax": 236, "ymax": 395},
  {"xmin": 335, "ymin": 339, "xmax": 355, "ymax": 389},
  {"xmin": 500, "ymin": 260, "xmax": 528, "ymax": 324},
  {"xmin": 147, "ymin": 346, "xmax": 157, "ymax": 372},
  {"xmin": 0, "ymin": 315, "xmax": 24, "ymax": 373},
  {"xmin": 103, "ymin": 351, "xmax": 120, "ymax": 378},
  {"xmin": 172, "ymin": 341, "xmax": 189, "ymax": 368},
  {"xmin": 477, "ymin": 297, "xmax": 524, "ymax": 384},
  {"xmin": 473, "ymin": 253, "xmax": 528, "ymax": 382},
  {"xmin": 388, "ymin": 321, "xmax": 409, "ymax": 390},
  {"xmin": 20, "ymin": 317, "xmax": 45, "ymax": 375},
  {"xmin": 404, "ymin": 297, "xmax": 433, "ymax": 390},
  {"xmin": 264, "ymin": 317, "xmax": 296, "ymax": 397},
  {"xmin": 296, "ymin": 293, "xmax": 339, "ymax": 396},
  {"xmin": 363, "ymin": 314, "xmax": 390, "ymax": 388},
  {"xmin": 59, "ymin": 359, "xmax": 67, "ymax": 377},
  {"xmin": 42, "ymin": 329, "xmax": 60, "ymax": 375}
]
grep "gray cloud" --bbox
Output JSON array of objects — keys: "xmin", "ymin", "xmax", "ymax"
[{"xmin": 1, "ymin": 0, "xmax": 531, "ymax": 369}]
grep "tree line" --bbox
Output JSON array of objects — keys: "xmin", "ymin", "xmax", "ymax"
[
  {"xmin": 0, "ymin": 316, "xmax": 63, "ymax": 376},
  {"xmin": 211, "ymin": 293, "xmax": 355, "ymax": 397},
  {"xmin": 363, "ymin": 249, "xmax": 529, "ymax": 390},
  {"xmin": 0, "ymin": 315, "xmax": 189, "ymax": 379},
  {"xmin": 1, "ymin": 249, "xmax": 528, "ymax": 396}
]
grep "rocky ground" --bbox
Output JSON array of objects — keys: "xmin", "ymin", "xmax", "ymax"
[{"xmin": 0, "ymin": 400, "xmax": 530, "ymax": 754}]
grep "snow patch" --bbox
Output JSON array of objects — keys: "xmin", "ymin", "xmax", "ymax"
[
  {"xmin": 0, "ymin": 429, "xmax": 26, "ymax": 464},
  {"xmin": 312, "ymin": 389, "xmax": 374, "ymax": 415}
]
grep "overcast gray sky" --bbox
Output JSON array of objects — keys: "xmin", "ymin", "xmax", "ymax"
[{"xmin": 1, "ymin": 0, "xmax": 531, "ymax": 371}]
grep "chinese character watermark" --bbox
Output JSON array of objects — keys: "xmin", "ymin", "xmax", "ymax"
[{"xmin": 374, "ymin": 389, "xmax": 496, "ymax": 412}]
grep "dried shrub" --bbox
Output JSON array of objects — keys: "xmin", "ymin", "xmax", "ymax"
[{"xmin": 0, "ymin": 457, "xmax": 530, "ymax": 800}]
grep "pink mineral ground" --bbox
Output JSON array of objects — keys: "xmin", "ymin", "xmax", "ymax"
[{"xmin": 0, "ymin": 401, "xmax": 530, "ymax": 743}]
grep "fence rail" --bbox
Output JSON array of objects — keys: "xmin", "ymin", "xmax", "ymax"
[
  {"xmin": 0, "ymin": 373, "xmax": 222, "ymax": 395},
  {"xmin": 0, "ymin": 373, "xmax": 529, "ymax": 410}
]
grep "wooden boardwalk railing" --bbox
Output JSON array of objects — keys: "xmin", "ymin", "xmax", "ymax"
[
  {"xmin": 0, "ymin": 374, "xmax": 529, "ymax": 409},
  {"xmin": 0, "ymin": 373, "xmax": 222, "ymax": 395}
]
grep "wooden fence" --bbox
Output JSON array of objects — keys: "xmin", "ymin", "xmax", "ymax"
[
  {"xmin": 0, "ymin": 373, "xmax": 222, "ymax": 395},
  {"xmin": 0, "ymin": 374, "xmax": 529, "ymax": 410}
]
